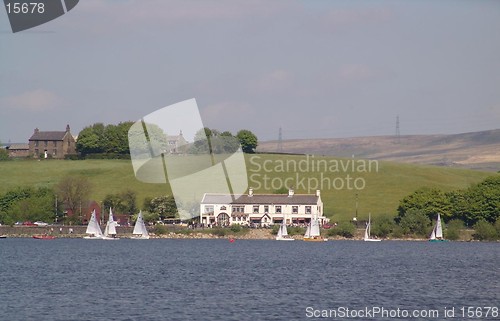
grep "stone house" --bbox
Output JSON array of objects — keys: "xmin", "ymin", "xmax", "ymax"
[{"xmin": 28, "ymin": 124, "xmax": 76, "ymax": 158}]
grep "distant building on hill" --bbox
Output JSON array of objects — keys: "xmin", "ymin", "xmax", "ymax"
[
  {"xmin": 200, "ymin": 189, "xmax": 328, "ymax": 227},
  {"xmin": 166, "ymin": 130, "xmax": 187, "ymax": 154},
  {"xmin": 28, "ymin": 124, "xmax": 76, "ymax": 159}
]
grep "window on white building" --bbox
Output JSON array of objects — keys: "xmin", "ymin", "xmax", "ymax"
[
  {"xmin": 264, "ymin": 205, "xmax": 269, "ymax": 213},
  {"xmin": 275, "ymin": 206, "xmax": 282, "ymax": 213},
  {"xmin": 306, "ymin": 206, "xmax": 311, "ymax": 214},
  {"xmin": 292, "ymin": 206, "xmax": 298, "ymax": 214},
  {"xmin": 253, "ymin": 205, "xmax": 259, "ymax": 213},
  {"xmin": 204, "ymin": 205, "xmax": 214, "ymax": 213}
]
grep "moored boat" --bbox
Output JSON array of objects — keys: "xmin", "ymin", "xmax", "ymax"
[
  {"xmin": 429, "ymin": 213, "xmax": 447, "ymax": 242},
  {"xmin": 304, "ymin": 216, "xmax": 327, "ymax": 242},
  {"xmin": 84, "ymin": 209, "xmax": 104, "ymax": 239},
  {"xmin": 364, "ymin": 213, "xmax": 381, "ymax": 242},
  {"xmin": 33, "ymin": 235, "xmax": 56, "ymax": 240},
  {"xmin": 103, "ymin": 208, "xmax": 119, "ymax": 240},
  {"xmin": 131, "ymin": 210, "xmax": 150, "ymax": 240}
]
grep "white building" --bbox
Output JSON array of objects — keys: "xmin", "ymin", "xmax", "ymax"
[{"xmin": 200, "ymin": 189, "xmax": 328, "ymax": 227}]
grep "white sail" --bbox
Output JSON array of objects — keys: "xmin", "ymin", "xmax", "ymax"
[
  {"xmin": 304, "ymin": 224, "xmax": 311, "ymax": 238},
  {"xmin": 281, "ymin": 224, "xmax": 288, "ymax": 237},
  {"xmin": 310, "ymin": 218, "xmax": 321, "ymax": 237},
  {"xmin": 430, "ymin": 228, "xmax": 436, "ymax": 240},
  {"xmin": 103, "ymin": 208, "xmax": 119, "ymax": 240},
  {"xmin": 364, "ymin": 213, "xmax": 381, "ymax": 242},
  {"xmin": 132, "ymin": 211, "xmax": 149, "ymax": 239},
  {"xmin": 277, "ymin": 224, "xmax": 283, "ymax": 238},
  {"xmin": 435, "ymin": 213, "xmax": 443, "ymax": 239},
  {"xmin": 85, "ymin": 210, "xmax": 103, "ymax": 238}
]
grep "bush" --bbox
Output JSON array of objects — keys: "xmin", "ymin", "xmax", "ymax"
[
  {"xmin": 473, "ymin": 220, "xmax": 498, "ymax": 241},
  {"xmin": 399, "ymin": 209, "xmax": 431, "ymax": 237},
  {"xmin": 212, "ymin": 228, "xmax": 226, "ymax": 237},
  {"xmin": 288, "ymin": 226, "xmax": 306, "ymax": 236},
  {"xmin": 370, "ymin": 215, "xmax": 396, "ymax": 237},
  {"xmin": 327, "ymin": 222, "xmax": 355, "ymax": 238},
  {"xmin": 230, "ymin": 224, "xmax": 242, "ymax": 233},
  {"xmin": 390, "ymin": 225, "xmax": 404, "ymax": 238},
  {"xmin": 445, "ymin": 219, "xmax": 464, "ymax": 241},
  {"xmin": 153, "ymin": 224, "xmax": 168, "ymax": 235},
  {"xmin": 495, "ymin": 217, "xmax": 500, "ymax": 235},
  {"xmin": 271, "ymin": 225, "xmax": 279, "ymax": 235}
]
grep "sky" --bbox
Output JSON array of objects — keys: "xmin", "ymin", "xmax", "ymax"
[{"xmin": 1, "ymin": 0, "xmax": 499, "ymax": 144}]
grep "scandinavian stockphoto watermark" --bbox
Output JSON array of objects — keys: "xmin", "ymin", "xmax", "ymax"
[
  {"xmin": 249, "ymin": 154, "xmax": 379, "ymax": 193},
  {"xmin": 305, "ymin": 306, "xmax": 499, "ymax": 319},
  {"xmin": 128, "ymin": 99, "xmax": 249, "ymax": 220}
]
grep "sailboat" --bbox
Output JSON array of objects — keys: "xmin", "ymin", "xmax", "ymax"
[
  {"xmin": 429, "ymin": 213, "xmax": 446, "ymax": 242},
  {"xmin": 364, "ymin": 213, "xmax": 381, "ymax": 242},
  {"xmin": 276, "ymin": 217, "xmax": 294, "ymax": 241},
  {"xmin": 84, "ymin": 209, "xmax": 104, "ymax": 239},
  {"xmin": 131, "ymin": 210, "xmax": 150, "ymax": 240},
  {"xmin": 103, "ymin": 208, "xmax": 119, "ymax": 240},
  {"xmin": 303, "ymin": 216, "xmax": 327, "ymax": 242}
]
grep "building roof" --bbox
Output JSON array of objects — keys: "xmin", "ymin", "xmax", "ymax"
[
  {"xmin": 29, "ymin": 125, "xmax": 72, "ymax": 141},
  {"xmin": 201, "ymin": 193, "xmax": 320, "ymax": 205},
  {"xmin": 7, "ymin": 143, "xmax": 29, "ymax": 150},
  {"xmin": 29, "ymin": 131, "xmax": 68, "ymax": 141}
]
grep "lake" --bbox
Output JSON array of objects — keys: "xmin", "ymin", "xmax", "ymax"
[{"xmin": 0, "ymin": 239, "xmax": 498, "ymax": 321}]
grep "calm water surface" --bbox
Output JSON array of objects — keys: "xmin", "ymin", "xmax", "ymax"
[{"xmin": 0, "ymin": 239, "xmax": 498, "ymax": 321}]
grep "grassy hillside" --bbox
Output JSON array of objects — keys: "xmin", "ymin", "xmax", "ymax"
[{"xmin": 0, "ymin": 155, "xmax": 493, "ymax": 221}]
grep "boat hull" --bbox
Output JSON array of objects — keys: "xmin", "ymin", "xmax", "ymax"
[
  {"xmin": 131, "ymin": 236, "xmax": 150, "ymax": 240},
  {"xmin": 0, "ymin": 235, "xmax": 7, "ymax": 239},
  {"xmin": 83, "ymin": 235, "xmax": 104, "ymax": 240},
  {"xmin": 364, "ymin": 238, "xmax": 381, "ymax": 242},
  {"xmin": 102, "ymin": 236, "xmax": 120, "ymax": 240},
  {"xmin": 429, "ymin": 239, "xmax": 448, "ymax": 242},
  {"xmin": 303, "ymin": 237, "xmax": 328, "ymax": 242},
  {"xmin": 33, "ymin": 235, "xmax": 56, "ymax": 240},
  {"xmin": 276, "ymin": 237, "xmax": 295, "ymax": 241}
]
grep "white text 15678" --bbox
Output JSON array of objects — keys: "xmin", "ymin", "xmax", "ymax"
[{"xmin": 5, "ymin": 2, "xmax": 45, "ymax": 14}]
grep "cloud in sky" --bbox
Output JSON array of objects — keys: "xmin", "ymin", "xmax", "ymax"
[
  {"xmin": 1, "ymin": 0, "xmax": 499, "ymax": 143},
  {"xmin": 1, "ymin": 89, "xmax": 63, "ymax": 112}
]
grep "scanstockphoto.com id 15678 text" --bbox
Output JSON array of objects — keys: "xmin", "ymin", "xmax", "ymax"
[{"xmin": 305, "ymin": 306, "xmax": 499, "ymax": 319}]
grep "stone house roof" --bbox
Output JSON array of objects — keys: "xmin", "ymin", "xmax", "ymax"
[
  {"xmin": 201, "ymin": 193, "xmax": 320, "ymax": 205},
  {"xmin": 7, "ymin": 143, "xmax": 29, "ymax": 150},
  {"xmin": 29, "ymin": 125, "xmax": 72, "ymax": 141}
]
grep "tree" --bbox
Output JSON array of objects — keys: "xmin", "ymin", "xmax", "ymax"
[
  {"xmin": 457, "ymin": 176, "xmax": 500, "ymax": 225},
  {"xmin": 397, "ymin": 187, "xmax": 452, "ymax": 222},
  {"xmin": 370, "ymin": 215, "xmax": 396, "ymax": 238},
  {"xmin": 76, "ymin": 123, "xmax": 105, "ymax": 156},
  {"xmin": 76, "ymin": 121, "xmax": 135, "ymax": 156},
  {"xmin": 103, "ymin": 190, "xmax": 137, "ymax": 214},
  {"xmin": 148, "ymin": 195, "xmax": 178, "ymax": 220},
  {"xmin": 398, "ymin": 208, "xmax": 431, "ymax": 237},
  {"xmin": 0, "ymin": 187, "xmax": 56, "ymax": 224},
  {"xmin": 236, "ymin": 129, "xmax": 258, "ymax": 153},
  {"xmin": 473, "ymin": 220, "xmax": 498, "ymax": 241},
  {"xmin": 56, "ymin": 176, "xmax": 91, "ymax": 218}
]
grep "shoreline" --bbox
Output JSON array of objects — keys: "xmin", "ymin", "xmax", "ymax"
[{"xmin": 0, "ymin": 227, "xmax": 490, "ymax": 242}]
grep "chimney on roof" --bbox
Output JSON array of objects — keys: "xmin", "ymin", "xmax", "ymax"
[
  {"xmin": 248, "ymin": 188, "xmax": 253, "ymax": 197},
  {"xmin": 316, "ymin": 190, "xmax": 320, "ymax": 197},
  {"xmin": 66, "ymin": 124, "xmax": 70, "ymax": 132},
  {"xmin": 288, "ymin": 189, "xmax": 294, "ymax": 197},
  {"xmin": 34, "ymin": 128, "xmax": 39, "ymax": 134}
]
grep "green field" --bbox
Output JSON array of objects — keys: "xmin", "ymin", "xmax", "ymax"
[{"xmin": 0, "ymin": 155, "xmax": 493, "ymax": 221}]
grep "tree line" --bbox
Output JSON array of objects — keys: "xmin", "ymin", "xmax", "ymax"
[
  {"xmin": 0, "ymin": 175, "xmax": 181, "ymax": 225},
  {"xmin": 76, "ymin": 122, "xmax": 258, "ymax": 158}
]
